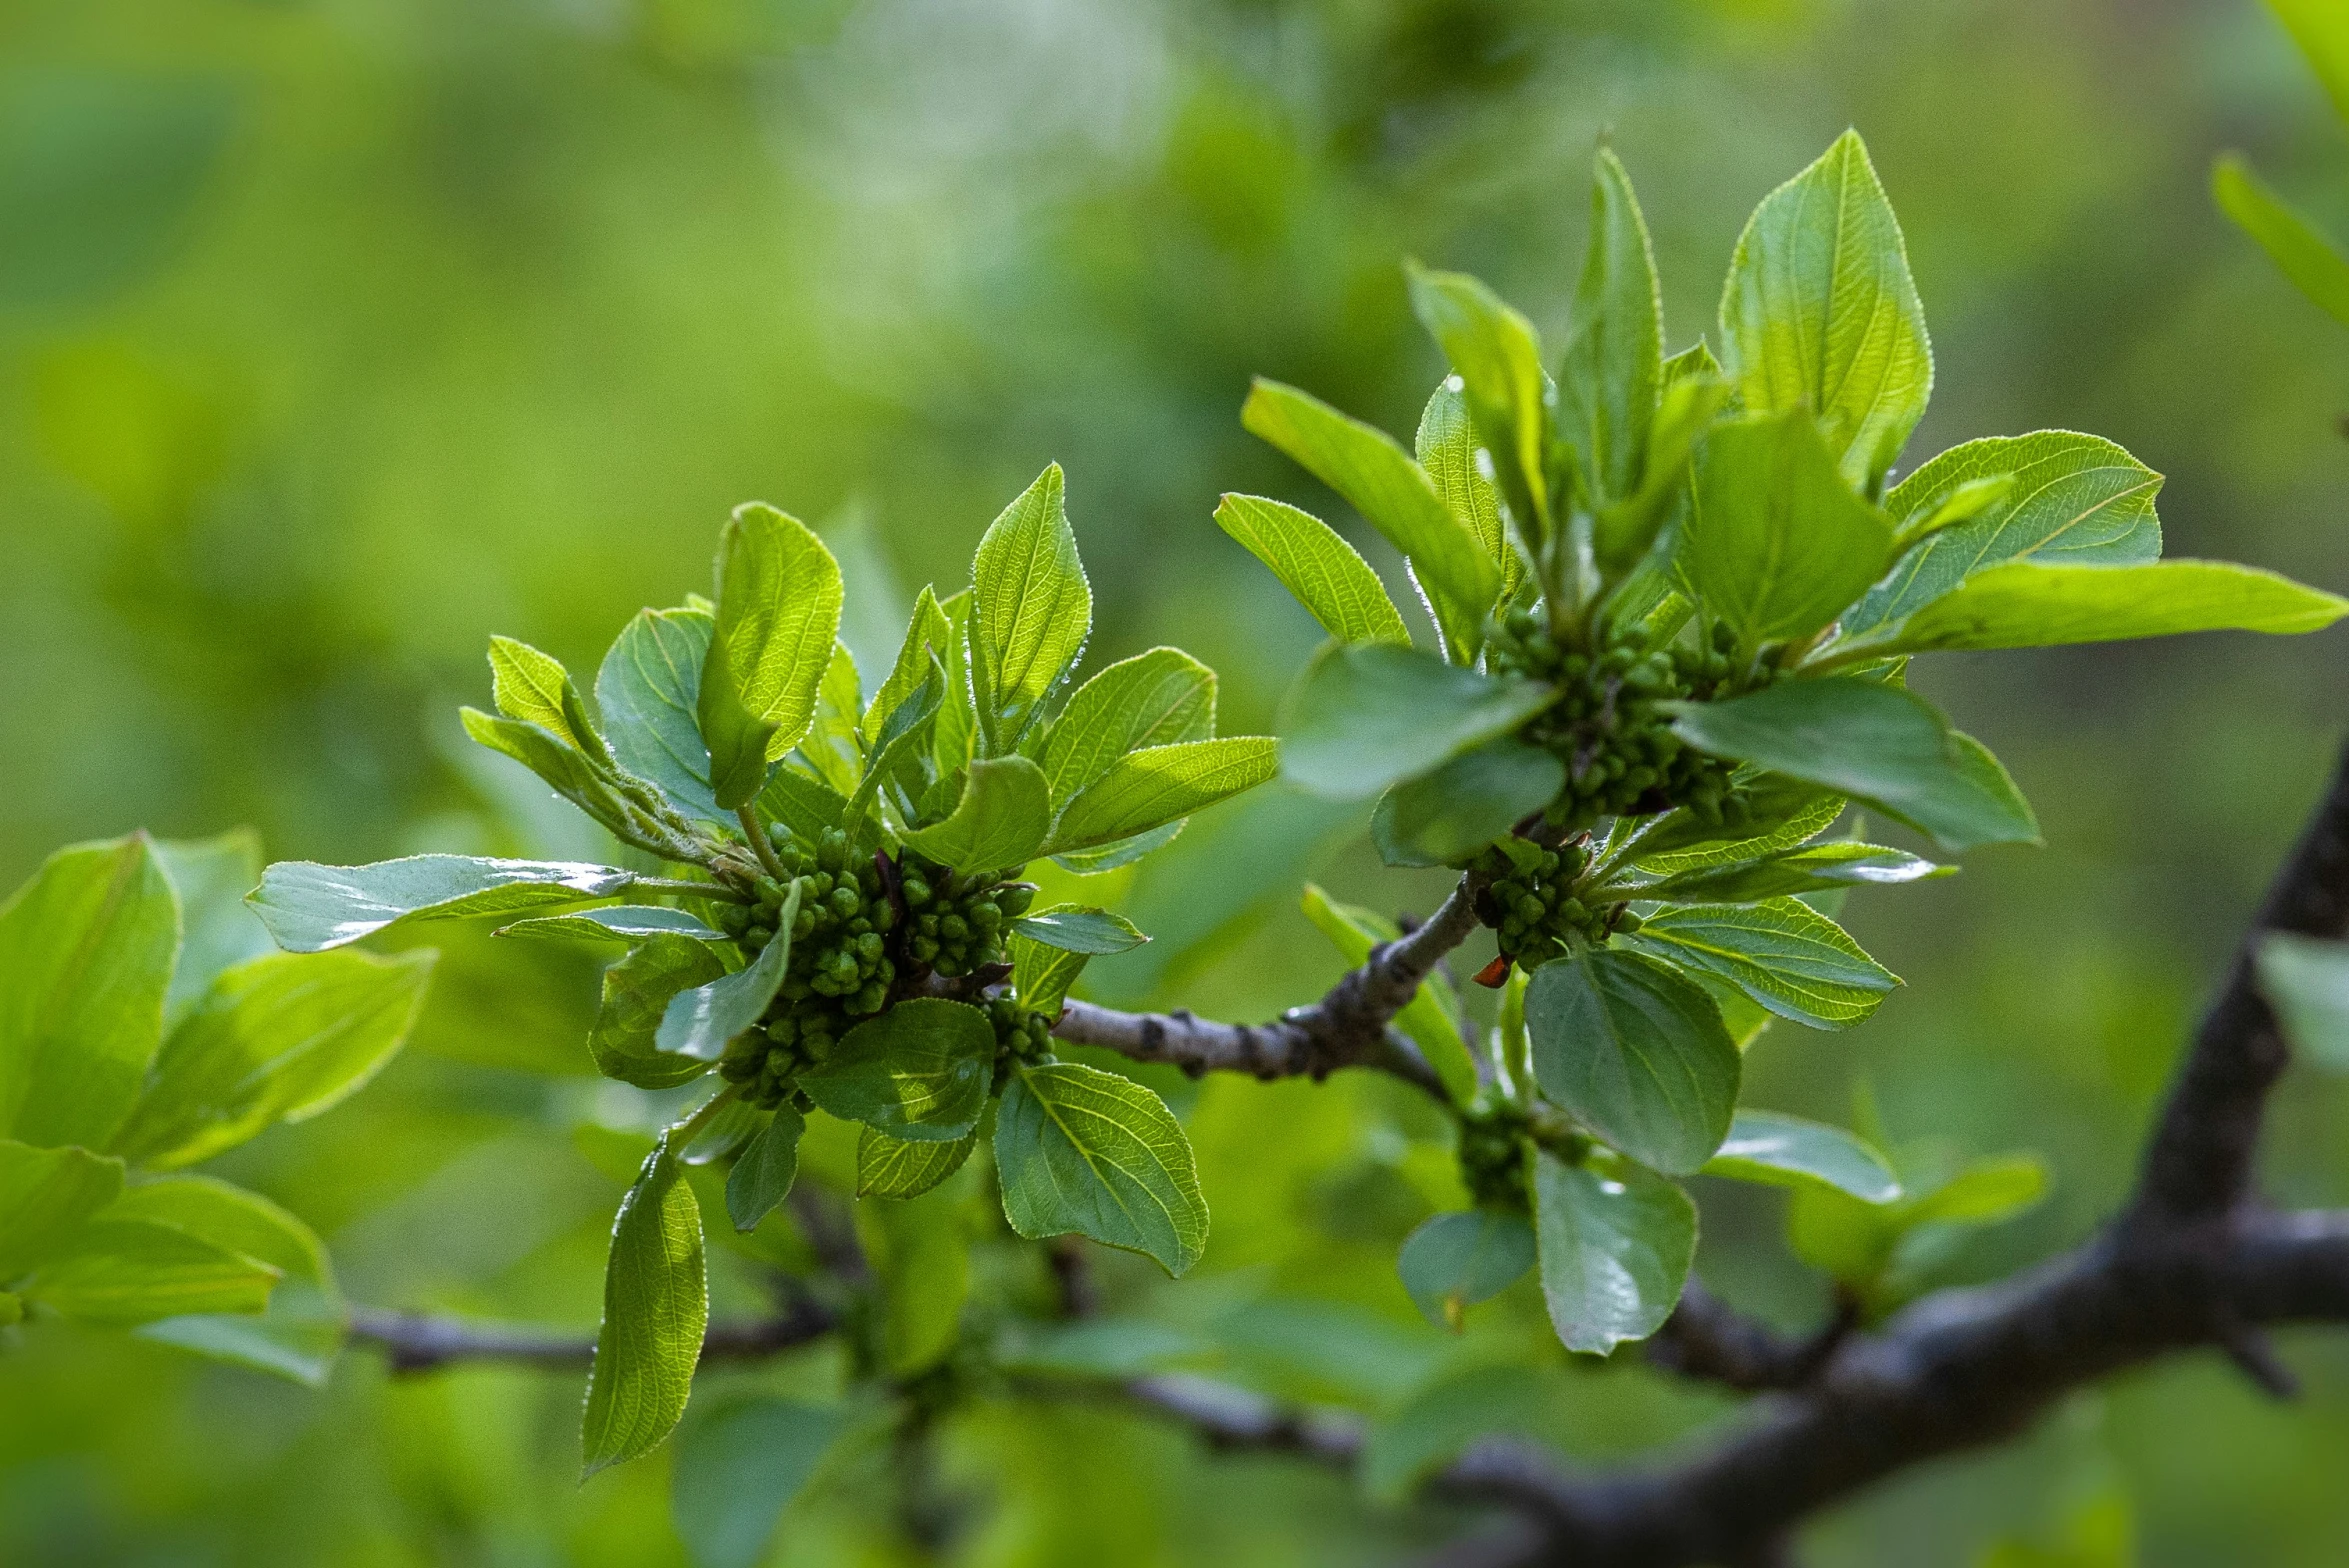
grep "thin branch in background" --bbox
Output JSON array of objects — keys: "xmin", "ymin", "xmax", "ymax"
[
  {"xmin": 348, "ymin": 1292, "xmax": 838, "ymax": 1376},
  {"xmin": 1645, "ymin": 1279, "xmax": 1855, "ymax": 1392}
]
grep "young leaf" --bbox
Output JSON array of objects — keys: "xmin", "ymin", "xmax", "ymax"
[
  {"xmin": 582, "ymin": 1135, "xmax": 707, "ymax": 1477},
  {"xmin": 153, "ymin": 829, "xmax": 272, "ymax": 1030},
  {"xmin": 1040, "ymin": 647, "xmax": 1217, "ymax": 806},
  {"xmin": 1594, "ymin": 370, "xmax": 1727, "ymax": 578},
  {"xmin": 696, "ymin": 625, "xmax": 779, "ymax": 810},
  {"xmin": 1635, "ymin": 841, "xmax": 1948, "ymax": 904},
  {"xmin": 971, "ymin": 463, "xmax": 1092, "ymax": 730},
  {"xmin": 461, "ymin": 707, "xmax": 701, "ymax": 860},
  {"xmin": 672, "ymin": 1395, "xmax": 855, "ymax": 1568},
  {"xmin": 1044, "ymin": 738, "xmax": 1277, "ymax": 855},
  {"xmin": 1625, "ymin": 898, "xmax": 1897, "ymax": 1031},
  {"xmin": 111, "ymin": 949, "xmax": 435, "ymax": 1169},
  {"xmin": 1213, "ymin": 494, "xmax": 1411, "ymax": 649},
  {"xmin": 656, "ymin": 890, "xmax": 798, "ymax": 1062},
  {"xmin": 23, "ymin": 1218, "xmax": 279, "ymax": 1326},
  {"xmin": 1719, "ymin": 128, "xmax": 1931, "ymax": 491},
  {"xmin": 1890, "ymin": 474, "xmax": 2013, "ymax": 555},
  {"xmin": 497, "ymin": 905, "xmax": 726, "ymax": 944},
  {"xmin": 863, "ymin": 586, "xmax": 953, "ymax": 748},
  {"xmin": 757, "ymin": 766, "xmax": 851, "ymax": 850},
  {"xmin": 250, "ymin": 855, "xmax": 634, "ymax": 953},
  {"xmin": 798, "ymin": 998, "xmax": 995, "ymax": 1142},
  {"xmin": 1011, "ymin": 906, "xmax": 1147, "ymax": 956},
  {"xmin": 903, "ymin": 755, "xmax": 1053, "ymax": 873},
  {"xmin": 489, "ymin": 636, "xmax": 605, "ymax": 756},
  {"xmin": 0, "ymin": 1138, "xmax": 126, "ymax": 1278},
  {"xmin": 1397, "ymin": 1208, "xmax": 1536, "ymax": 1331},
  {"xmin": 1298, "ymin": 884, "xmax": 1478, "ymax": 1105},
  {"xmin": 1009, "ymin": 929, "xmax": 1091, "ymax": 1021},
  {"xmin": 797, "ymin": 642, "xmax": 865, "ymax": 796},
  {"xmin": 994, "ymin": 1061, "xmax": 1208, "ymax": 1276},
  {"xmin": 724, "ymin": 1104, "xmax": 803, "ymax": 1233},
  {"xmin": 1829, "ymin": 559, "xmax": 2348, "ymax": 661},
  {"xmin": 1403, "ymin": 268, "xmax": 1553, "ymax": 556},
  {"xmin": 1524, "ymin": 949, "xmax": 1739, "ymax": 1175},
  {"xmin": 1682, "ymin": 411, "xmax": 1893, "ymax": 651},
  {"xmin": 2258, "ymin": 932, "xmax": 2349, "ymax": 1071},
  {"xmin": 1372, "ymin": 737, "xmax": 1564, "ymax": 869},
  {"xmin": 1414, "ymin": 381, "xmax": 1520, "ymax": 600},
  {"xmin": 701, "ymin": 503, "xmax": 843, "ymax": 804},
  {"xmin": 1558, "ymin": 146, "xmax": 1664, "ymax": 508},
  {"xmin": 597, "ymin": 607, "xmax": 727, "ymax": 825},
  {"xmin": 114, "ymin": 1174, "xmax": 346, "ymax": 1385},
  {"xmin": 1669, "ymin": 679, "xmax": 2040, "ymax": 854},
  {"xmin": 1702, "ymin": 1109, "xmax": 1902, "ymax": 1202},
  {"xmin": 1627, "ymin": 776, "xmax": 1845, "ymax": 871},
  {"xmin": 857, "ymin": 1125, "xmax": 979, "ymax": 1199},
  {"xmin": 590, "ymin": 936, "xmax": 729, "ymax": 1090},
  {"xmin": 1531, "ymin": 1149, "xmax": 1697, "ymax": 1353},
  {"xmin": 2214, "ymin": 153, "xmax": 2349, "ymax": 329},
  {"xmin": 1845, "ymin": 431, "xmax": 2161, "ymax": 636},
  {"xmin": 1242, "ymin": 377, "xmax": 1499, "ymax": 658},
  {"xmin": 1277, "ymin": 642, "xmax": 1556, "ymax": 801},
  {"xmin": 0, "ymin": 834, "xmax": 179, "ymax": 1151}
]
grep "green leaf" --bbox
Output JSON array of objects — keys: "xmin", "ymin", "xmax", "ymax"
[
  {"xmin": 857, "ymin": 1125, "xmax": 979, "ymax": 1199},
  {"xmin": 459, "ymin": 707, "xmax": 699, "ymax": 860},
  {"xmin": 994, "ymin": 1061, "xmax": 1208, "ymax": 1276},
  {"xmin": 1396, "ymin": 1208, "xmax": 1535, "ymax": 1331},
  {"xmin": 1594, "ymin": 370, "xmax": 1728, "ymax": 578},
  {"xmin": 1523, "ymin": 949, "xmax": 1738, "ymax": 1175},
  {"xmin": 903, "ymin": 755, "xmax": 1052, "ymax": 873},
  {"xmin": 1832, "ymin": 560, "xmax": 2348, "ymax": 661},
  {"xmin": 1040, "ymin": 646, "xmax": 1218, "ymax": 806},
  {"xmin": 1625, "ymin": 898, "xmax": 1896, "ymax": 1031},
  {"xmin": 1628, "ymin": 776, "xmax": 1845, "ymax": 871},
  {"xmin": 0, "ymin": 1138, "xmax": 125, "ymax": 1279},
  {"xmin": 1789, "ymin": 1151, "xmax": 2046, "ymax": 1286},
  {"xmin": 2215, "ymin": 153, "xmax": 2349, "ymax": 329},
  {"xmin": 863, "ymin": 586, "xmax": 953, "ymax": 748},
  {"xmin": 702, "ymin": 502, "xmax": 844, "ymax": 785},
  {"xmin": 1298, "ymin": 884, "xmax": 1477, "ymax": 1105},
  {"xmin": 1682, "ymin": 411, "xmax": 1893, "ymax": 650},
  {"xmin": 1414, "ymin": 381, "xmax": 1520, "ymax": 601},
  {"xmin": 153, "ymin": 829, "xmax": 272, "ymax": 1031},
  {"xmin": 1045, "ymin": 739, "xmax": 1277, "ymax": 855},
  {"xmin": 858, "ymin": 1177, "xmax": 972, "ymax": 1374},
  {"xmin": 1670, "ymin": 679, "xmax": 2040, "ymax": 854},
  {"xmin": 1213, "ymin": 493, "xmax": 1411, "ymax": 649},
  {"xmin": 2272, "ymin": 0, "xmax": 2349, "ymax": 124},
  {"xmin": 497, "ymin": 905, "xmax": 726, "ymax": 944},
  {"xmin": 0, "ymin": 834, "xmax": 179, "ymax": 1150},
  {"xmin": 1009, "ymin": 929, "xmax": 1091, "ymax": 1021},
  {"xmin": 1242, "ymin": 377, "xmax": 1499, "ymax": 658},
  {"xmin": 249, "ymin": 854, "xmax": 634, "ymax": 953},
  {"xmin": 1558, "ymin": 146, "xmax": 1664, "ymax": 508},
  {"xmin": 1050, "ymin": 820, "xmax": 1185, "ymax": 876},
  {"xmin": 115, "ymin": 1174, "xmax": 345, "ymax": 1385},
  {"xmin": 969, "ymin": 464, "xmax": 1093, "ymax": 731},
  {"xmin": 111, "ymin": 949, "xmax": 435, "ymax": 1169},
  {"xmin": 23, "ymin": 1217, "xmax": 278, "ymax": 1326},
  {"xmin": 798, "ymin": 998, "xmax": 995, "ymax": 1142},
  {"xmin": 1531, "ymin": 1148, "xmax": 1696, "ymax": 1353},
  {"xmin": 1277, "ymin": 642, "xmax": 1556, "ymax": 801},
  {"xmin": 1403, "ymin": 268, "xmax": 1553, "ymax": 558},
  {"xmin": 597, "ymin": 607, "xmax": 727, "ymax": 825},
  {"xmin": 797, "ymin": 642, "xmax": 866, "ymax": 796},
  {"xmin": 723, "ymin": 1105, "xmax": 803, "ymax": 1233},
  {"xmin": 757, "ymin": 766, "xmax": 850, "ymax": 849},
  {"xmin": 1907, "ymin": 1155, "xmax": 2047, "ymax": 1226},
  {"xmin": 1371, "ymin": 736, "xmax": 1563, "ymax": 868},
  {"xmin": 672, "ymin": 1396, "xmax": 854, "ymax": 1568},
  {"xmin": 657, "ymin": 889, "xmax": 799, "ymax": 1062},
  {"xmin": 2258, "ymin": 933, "xmax": 2349, "ymax": 1071},
  {"xmin": 582, "ymin": 1135, "xmax": 706, "ymax": 1477},
  {"xmin": 1702, "ymin": 1109, "xmax": 1902, "ymax": 1202},
  {"xmin": 590, "ymin": 936, "xmax": 728, "ymax": 1090},
  {"xmin": 1846, "ymin": 431, "xmax": 2162, "ymax": 637},
  {"xmin": 1636, "ymin": 841, "xmax": 1949, "ymax": 905},
  {"xmin": 1011, "ymin": 906, "xmax": 1147, "ymax": 956},
  {"xmin": 1890, "ymin": 474, "xmax": 2013, "ymax": 555},
  {"xmin": 1719, "ymin": 128, "xmax": 1931, "ymax": 491},
  {"xmin": 489, "ymin": 635, "xmax": 604, "ymax": 756}
]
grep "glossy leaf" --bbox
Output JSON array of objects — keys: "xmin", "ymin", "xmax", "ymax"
[
  {"xmin": 249, "ymin": 854, "xmax": 633, "ymax": 953},
  {"xmin": 1371, "ymin": 737, "xmax": 1563, "ymax": 869},
  {"xmin": 857, "ymin": 1125, "xmax": 979, "ymax": 1199},
  {"xmin": 1278, "ymin": 641, "xmax": 1556, "ymax": 801},
  {"xmin": 1011, "ymin": 906, "xmax": 1147, "ymax": 956},
  {"xmin": 24, "ymin": 1217, "xmax": 277, "ymax": 1327},
  {"xmin": 0, "ymin": 834, "xmax": 179, "ymax": 1150},
  {"xmin": 153, "ymin": 829, "xmax": 271, "ymax": 1030},
  {"xmin": 2258, "ymin": 933, "xmax": 2349, "ymax": 1072},
  {"xmin": 2215, "ymin": 153, "xmax": 2349, "ymax": 329},
  {"xmin": 0, "ymin": 1138, "xmax": 125, "ymax": 1279},
  {"xmin": 994, "ymin": 1062, "xmax": 1207, "ymax": 1276},
  {"xmin": 1558, "ymin": 146, "xmax": 1663, "ymax": 507},
  {"xmin": 656, "ymin": 890, "xmax": 798, "ymax": 1062},
  {"xmin": 1720, "ymin": 128, "xmax": 1931, "ymax": 490},
  {"xmin": 1040, "ymin": 647, "xmax": 1217, "ymax": 805},
  {"xmin": 799, "ymin": 998, "xmax": 995, "ymax": 1142},
  {"xmin": 590, "ymin": 936, "xmax": 728, "ymax": 1090},
  {"xmin": 1213, "ymin": 493, "xmax": 1410, "ymax": 649},
  {"xmin": 582, "ymin": 1136, "xmax": 707, "ymax": 1477},
  {"xmin": 1242, "ymin": 376, "xmax": 1498, "ymax": 658},
  {"xmin": 1670, "ymin": 679, "xmax": 2040, "ymax": 854},
  {"xmin": 1531, "ymin": 1149, "xmax": 1697, "ymax": 1353},
  {"xmin": 112, "ymin": 948, "xmax": 435, "ymax": 1169},
  {"xmin": 1397, "ymin": 1208, "xmax": 1535, "ymax": 1331},
  {"xmin": 1045, "ymin": 739, "xmax": 1277, "ymax": 855},
  {"xmin": 1626, "ymin": 898, "xmax": 1896, "ymax": 1030},
  {"xmin": 903, "ymin": 755, "xmax": 1052, "ymax": 873},
  {"xmin": 1524, "ymin": 949, "xmax": 1738, "ymax": 1175},
  {"xmin": 1682, "ymin": 411, "xmax": 1893, "ymax": 650},
  {"xmin": 1702, "ymin": 1109, "xmax": 1902, "ymax": 1202},
  {"xmin": 1298, "ymin": 884, "xmax": 1477, "ymax": 1105},
  {"xmin": 1404, "ymin": 267, "xmax": 1553, "ymax": 557},
  {"xmin": 1414, "ymin": 380, "xmax": 1519, "ymax": 599},
  {"xmin": 597, "ymin": 607, "xmax": 726, "ymax": 824},
  {"xmin": 723, "ymin": 1105, "xmax": 803, "ymax": 1233},
  {"xmin": 970, "ymin": 463, "xmax": 1092, "ymax": 730},
  {"xmin": 672, "ymin": 1396, "xmax": 854, "ymax": 1568},
  {"xmin": 701, "ymin": 502, "xmax": 843, "ymax": 784}
]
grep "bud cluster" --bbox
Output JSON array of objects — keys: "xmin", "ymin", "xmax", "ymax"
[
  {"xmin": 1469, "ymin": 838, "xmax": 1641, "ymax": 970},
  {"xmin": 899, "ymin": 861, "xmax": 1033, "ymax": 979},
  {"xmin": 985, "ymin": 995, "xmax": 1055, "ymax": 1081},
  {"xmin": 1455, "ymin": 1100, "xmax": 1532, "ymax": 1212}
]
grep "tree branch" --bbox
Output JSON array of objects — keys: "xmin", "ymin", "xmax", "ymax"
[
  {"xmin": 348, "ymin": 1294, "xmax": 838, "ymax": 1375},
  {"xmin": 1643, "ymin": 1279, "xmax": 1854, "ymax": 1392},
  {"xmin": 1051, "ymin": 876, "xmax": 1483, "ymax": 1101}
]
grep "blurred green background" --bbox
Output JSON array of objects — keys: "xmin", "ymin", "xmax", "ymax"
[{"xmin": 6, "ymin": 0, "xmax": 2349, "ymax": 1563}]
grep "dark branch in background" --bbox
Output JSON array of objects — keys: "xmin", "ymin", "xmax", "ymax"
[
  {"xmin": 350, "ymin": 1292, "xmax": 837, "ymax": 1375},
  {"xmin": 1051, "ymin": 876, "xmax": 1485, "ymax": 1101},
  {"xmin": 1643, "ymin": 1280, "xmax": 1856, "ymax": 1392}
]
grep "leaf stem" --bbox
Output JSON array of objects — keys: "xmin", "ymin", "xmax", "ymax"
[
  {"xmin": 736, "ymin": 805, "xmax": 791, "ymax": 882},
  {"xmin": 629, "ymin": 875, "xmax": 754, "ymax": 905}
]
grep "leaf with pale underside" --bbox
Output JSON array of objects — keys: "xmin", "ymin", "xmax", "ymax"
[{"xmin": 250, "ymin": 855, "xmax": 634, "ymax": 953}]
